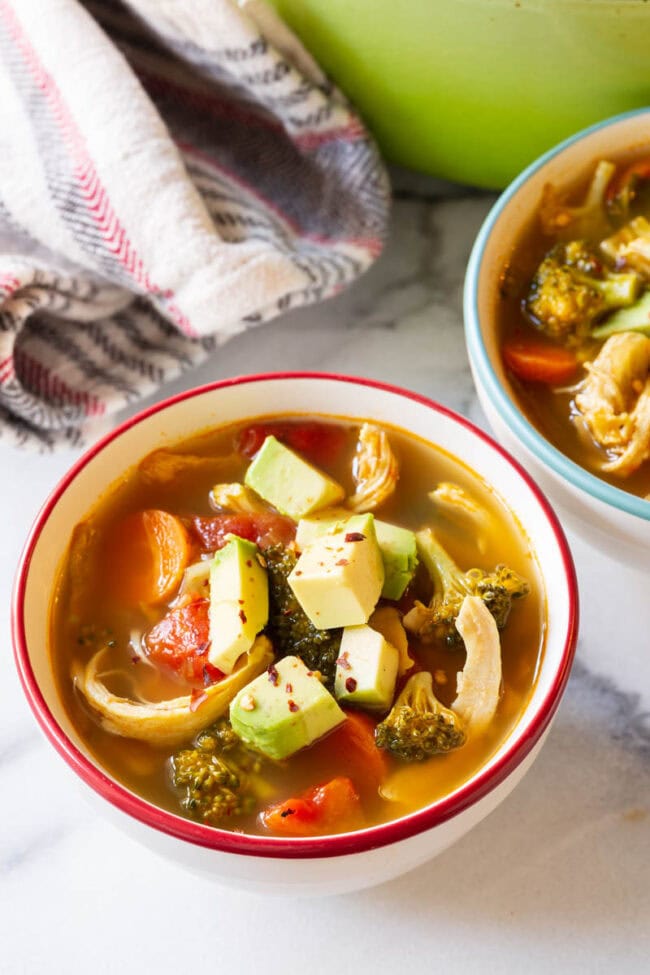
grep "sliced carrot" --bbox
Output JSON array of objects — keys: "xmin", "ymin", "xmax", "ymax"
[
  {"xmin": 261, "ymin": 777, "xmax": 362, "ymax": 836},
  {"xmin": 105, "ymin": 509, "xmax": 190, "ymax": 606},
  {"xmin": 503, "ymin": 339, "xmax": 579, "ymax": 384}
]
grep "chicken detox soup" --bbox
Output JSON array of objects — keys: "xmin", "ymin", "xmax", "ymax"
[
  {"xmin": 51, "ymin": 417, "xmax": 544, "ymax": 837},
  {"xmin": 500, "ymin": 155, "xmax": 650, "ymax": 500}
]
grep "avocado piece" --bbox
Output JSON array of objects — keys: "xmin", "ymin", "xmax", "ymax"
[
  {"xmin": 374, "ymin": 521, "xmax": 418, "ymax": 600},
  {"xmin": 334, "ymin": 624, "xmax": 399, "ymax": 711},
  {"xmin": 297, "ymin": 512, "xmax": 417, "ymax": 601},
  {"xmin": 207, "ymin": 535, "xmax": 268, "ymax": 674},
  {"xmin": 288, "ymin": 513, "xmax": 384, "ymax": 630},
  {"xmin": 244, "ymin": 435, "xmax": 345, "ymax": 522},
  {"xmin": 230, "ymin": 655, "xmax": 345, "ymax": 759}
]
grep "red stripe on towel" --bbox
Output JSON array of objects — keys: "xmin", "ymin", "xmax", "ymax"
[{"xmin": 0, "ymin": 1, "xmax": 196, "ymax": 337}]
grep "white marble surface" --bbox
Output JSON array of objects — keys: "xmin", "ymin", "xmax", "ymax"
[{"xmin": 1, "ymin": 176, "xmax": 649, "ymax": 975}]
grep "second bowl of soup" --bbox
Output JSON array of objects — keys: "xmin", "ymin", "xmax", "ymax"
[
  {"xmin": 465, "ymin": 109, "xmax": 650, "ymax": 570},
  {"xmin": 13, "ymin": 374, "xmax": 577, "ymax": 894}
]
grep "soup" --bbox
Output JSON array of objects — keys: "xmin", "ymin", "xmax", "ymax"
[
  {"xmin": 50, "ymin": 416, "xmax": 544, "ymax": 837},
  {"xmin": 499, "ymin": 154, "xmax": 650, "ymax": 500}
]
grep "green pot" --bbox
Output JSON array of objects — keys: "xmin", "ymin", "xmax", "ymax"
[{"xmin": 270, "ymin": 0, "xmax": 650, "ymax": 189}]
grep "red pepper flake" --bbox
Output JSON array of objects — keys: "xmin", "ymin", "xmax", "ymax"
[
  {"xmin": 267, "ymin": 663, "xmax": 280, "ymax": 686},
  {"xmin": 345, "ymin": 532, "xmax": 365, "ymax": 542},
  {"xmin": 202, "ymin": 662, "xmax": 224, "ymax": 687},
  {"xmin": 189, "ymin": 688, "xmax": 209, "ymax": 712},
  {"xmin": 285, "ymin": 682, "xmax": 293, "ymax": 694},
  {"xmin": 280, "ymin": 807, "xmax": 295, "ymax": 818},
  {"xmin": 295, "ymin": 570, "xmax": 302, "ymax": 576},
  {"xmin": 336, "ymin": 652, "xmax": 351, "ymax": 670},
  {"xmin": 345, "ymin": 677, "xmax": 358, "ymax": 693},
  {"xmin": 131, "ymin": 655, "xmax": 140, "ymax": 664},
  {"xmin": 238, "ymin": 599, "xmax": 244, "ymax": 605},
  {"xmin": 239, "ymin": 608, "xmax": 248, "ymax": 624},
  {"xmin": 288, "ymin": 699, "xmax": 299, "ymax": 712},
  {"xmin": 335, "ymin": 558, "xmax": 349, "ymax": 566},
  {"xmin": 246, "ymin": 559, "xmax": 253, "ymax": 568}
]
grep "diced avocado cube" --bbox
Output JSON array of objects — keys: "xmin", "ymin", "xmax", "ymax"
[
  {"xmin": 295, "ymin": 507, "xmax": 351, "ymax": 550},
  {"xmin": 334, "ymin": 624, "xmax": 399, "ymax": 711},
  {"xmin": 288, "ymin": 513, "xmax": 384, "ymax": 630},
  {"xmin": 374, "ymin": 521, "xmax": 418, "ymax": 600},
  {"xmin": 230, "ymin": 656, "xmax": 345, "ymax": 759},
  {"xmin": 207, "ymin": 535, "xmax": 268, "ymax": 674},
  {"xmin": 244, "ymin": 435, "xmax": 345, "ymax": 521},
  {"xmin": 297, "ymin": 513, "xmax": 417, "ymax": 602}
]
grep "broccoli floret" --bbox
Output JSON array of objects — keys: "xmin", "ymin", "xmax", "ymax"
[
  {"xmin": 403, "ymin": 529, "xmax": 530, "ymax": 647},
  {"xmin": 264, "ymin": 545, "xmax": 341, "ymax": 687},
  {"xmin": 171, "ymin": 718, "xmax": 263, "ymax": 825},
  {"xmin": 375, "ymin": 672, "xmax": 465, "ymax": 761},
  {"xmin": 526, "ymin": 241, "xmax": 641, "ymax": 343}
]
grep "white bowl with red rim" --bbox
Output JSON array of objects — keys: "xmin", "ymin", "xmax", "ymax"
[{"xmin": 12, "ymin": 373, "xmax": 578, "ymax": 895}]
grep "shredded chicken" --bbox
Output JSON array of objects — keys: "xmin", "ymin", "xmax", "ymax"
[
  {"xmin": 540, "ymin": 160, "xmax": 615, "ymax": 240},
  {"xmin": 139, "ymin": 449, "xmax": 236, "ymax": 486},
  {"xmin": 429, "ymin": 481, "xmax": 490, "ymax": 554},
  {"xmin": 347, "ymin": 423, "xmax": 399, "ymax": 512},
  {"xmin": 369, "ymin": 605, "xmax": 414, "ymax": 677},
  {"xmin": 73, "ymin": 636, "xmax": 273, "ymax": 746},
  {"xmin": 453, "ymin": 596, "xmax": 502, "ymax": 737},
  {"xmin": 601, "ymin": 216, "xmax": 650, "ymax": 277},
  {"xmin": 210, "ymin": 482, "xmax": 269, "ymax": 513},
  {"xmin": 574, "ymin": 332, "xmax": 650, "ymax": 475}
]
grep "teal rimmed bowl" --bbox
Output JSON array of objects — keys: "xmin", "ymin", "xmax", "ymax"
[{"xmin": 464, "ymin": 108, "xmax": 650, "ymax": 571}]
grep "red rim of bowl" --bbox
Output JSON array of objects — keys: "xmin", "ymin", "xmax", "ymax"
[{"xmin": 11, "ymin": 372, "xmax": 579, "ymax": 859}]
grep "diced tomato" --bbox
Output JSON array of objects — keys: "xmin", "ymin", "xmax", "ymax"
[
  {"xmin": 236, "ymin": 421, "xmax": 347, "ymax": 466},
  {"xmin": 190, "ymin": 512, "xmax": 296, "ymax": 552},
  {"xmin": 503, "ymin": 339, "xmax": 579, "ymax": 384},
  {"xmin": 104, "ymin": 509, "xmax": 190, "ymax": 606},
  {"xmin": 143, "ymin": 598, "xmax": 221, "ymax": 685},
  {"xmin": 260, "ymin": 776, "xmax": 362, "ymax": 836},
  {"xmin": 307, "ymin": 710, "xmax": 388, "ymax": 796}
]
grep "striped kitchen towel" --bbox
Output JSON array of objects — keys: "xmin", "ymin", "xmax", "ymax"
[{"xmin": 0, "ymin": 0, "xmax": 390, "ymax": 449}]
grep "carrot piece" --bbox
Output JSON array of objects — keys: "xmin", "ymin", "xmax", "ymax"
[
  {"xmin": 105, "ymin": 509, "xmax": 190, "ymax": 605},
  {"xmin": 261, "ymin": 777, "xmax": 362, "ymax": 836},
  {"xmin": 503, "ymin": 339, "xmax": 579, "ymax": 384}
]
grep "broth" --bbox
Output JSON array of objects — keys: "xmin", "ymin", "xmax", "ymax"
[{"xmin": 50, "ymin": 415, "xmax": 545, "ymax": 836}]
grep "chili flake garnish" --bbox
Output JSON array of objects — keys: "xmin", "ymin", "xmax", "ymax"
[
  {"xmin": 280, "ymin": 807, "xmax": 295, "ymax": 818},
  {"xmin": 345, "ymin": 532, "xmax": 365, "ymax": 543},
  {"xmin": 336, "ymin": 652, "xmax": 351, "ymax": 671},
  {"xmin": 239, "ymin": 609, "xmax": 248, "ymax": 624},
  {"xmin": 345, "ymin": 677, "xmax": 358, "ymax": 693},
  {"xmin": 202, "ymin": 662, "xmax": 223, "ymax": 687},
  {"xmin": 335, "ymin": 558, "xmax": 349, "ymax": 566},
  {"xmin": 131, "ymin": 655, "xmax": 140, "ymax": 664},
  {"xmin": 288, "ymin": 700, "xmax": 299, "ymax": 713},
  {"xmin": 246, "ymin": 559, "xmax": 253, "ymax": 568},
  {"xmin": 267, "ymin": 663, "xmax": 280, "ymax": 686},
  {"xmin": 285, "ymin": 682, "xmax": 293, "ymax": 694}
]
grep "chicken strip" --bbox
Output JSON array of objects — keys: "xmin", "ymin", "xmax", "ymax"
[{"xmin": 347, "ymin": 422, "xmax": 399, "ymax": 512}]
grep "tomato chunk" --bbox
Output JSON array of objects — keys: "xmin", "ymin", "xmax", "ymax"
[
  {"xmin": 143, "ymin": 598, "xmax": 221, "ymax": 685},
  {"xmin": 190, "ymin": 512, "xmax": 295, "ymax": 552},
  {"xmin": 306, "ymin": 710, "xmax": 388, "ymax": 796},
  {"xmin": 236, "ymin": 421, "xmax": 346, "ymax": 466},
  {"xmin": 503, "ymin": 339, "xmax": 579, "ymax": 384},
  {"xmin": 261, "ymin": 777, "xmax": 362, "ymax": 836}
]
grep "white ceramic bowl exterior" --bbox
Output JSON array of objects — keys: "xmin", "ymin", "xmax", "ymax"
[
  {"xmin": 464, "ymin": 109, "xmax": 650, "ymax": 570},
  {"xmin": 13, "ymin": 375, "xmax": 577, "ymax": 895}
]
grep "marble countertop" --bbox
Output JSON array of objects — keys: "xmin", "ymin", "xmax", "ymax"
[{"xmin": 1, "ymin": 173, "xmax": 648, "ymax": 975}]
